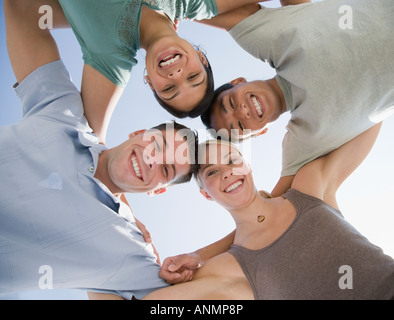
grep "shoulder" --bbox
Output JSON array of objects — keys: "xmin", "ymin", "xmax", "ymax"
[{"xmin": 15, "ymin": 60, "xmax": 86, "ymax": 124}]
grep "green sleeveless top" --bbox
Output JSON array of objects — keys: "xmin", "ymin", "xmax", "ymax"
[{"xmin": 58, "ymin": 0, "xmax": 217, "ymax": 87}]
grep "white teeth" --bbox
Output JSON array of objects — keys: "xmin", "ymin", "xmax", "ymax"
[
  {"xmin": 252, "ymin": 96, "xmax": 263, "ymax": 117},
  {"xmin": 225, "ymin": 180, "xmax": 243, "ymax": 193},
  {"xmin": 159, "ymin": 54, "xmax": 180, "ymax": 67},
  {"xmin": 131, "ymin": 154, "xmax": 142, "ymax": 179}
]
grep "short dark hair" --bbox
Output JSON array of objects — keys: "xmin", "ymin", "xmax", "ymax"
[
  {"xmin": 153, "ymin": 52, "xmax": 215, "ymax": 119},
  {"xmin": 150, "ymin": 121, "xmax": 199, "ymax": 186},
  {"xmin": 200, "ymin": 82, "xmax": 234, "ymax": 130}
]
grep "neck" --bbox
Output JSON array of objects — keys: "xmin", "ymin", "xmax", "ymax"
[
  {"xmin": 95, "ymin": 151, "xmax": 123, "ymax": 197},
  {"xmin": 230, "ymin": 191, "xmax": 270, "ymax": 244},
  {"xmin": 139, "ymin": 6, "xmax": 177, "ymax": 50},
  {"xmin": 267, "ymin": 77, "xmax": 287, "ymax": 116}
]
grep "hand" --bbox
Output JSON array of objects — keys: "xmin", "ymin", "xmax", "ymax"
[
  {"xmin": 159, "ymin": 252, "xmax": 202, "ymax": 284},
  {"xmin": 135, "ymin": 218, "xmax": 161, "ymax": 265}
]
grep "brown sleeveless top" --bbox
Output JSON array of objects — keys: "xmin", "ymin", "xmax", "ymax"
[{"xmin": 228, "ymin": 189, "xmax": 394, "ymax": 299}]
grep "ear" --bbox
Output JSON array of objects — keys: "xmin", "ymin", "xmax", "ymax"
[
  {"xmin": 144, "ymin": 75, "xmax": 155, "ymax": 91},
  {"xmin": 147, "ymin": 188, "xmax": 167, "ymax": 197},
  {"xmin": 229, "ymin": 77, "xmax": 247, "ymax": 86},
  {"xmin": 199, "ymin": 188, "xmax": 213, "ymax": 201},
  {"xmin": 256, "ymin": 127, "xmax": 268, "ymax": 136},
  {"xmin": 129, "ymin": 129, "xmax": 147, "ymax": 139},
  {"xmin": 196, "ymin": 49, "xmax": 209, "ymax": 68}
]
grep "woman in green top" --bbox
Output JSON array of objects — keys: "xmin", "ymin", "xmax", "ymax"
[{"xmin": 38, "ymin": 0, "xmax": 263, "ymax": 144}]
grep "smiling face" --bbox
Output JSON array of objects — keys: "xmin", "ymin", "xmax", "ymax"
[
  {"xmin": 197, "ymin": 141, "xmax": 256, "ymax": 211},
  {"xmin": 105, "ymin": 128, "xmax": 193, "ymax": 194},
  {"xmin": 145, "ymin": 37, "xmax": 209, "ymax": 112},
  {"xmin": 209, "ymin": 78, "xmax": 285, "ymax": 139}
]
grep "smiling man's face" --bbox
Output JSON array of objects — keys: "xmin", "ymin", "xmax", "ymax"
[
  {"xmin": 209, "ymin": 78, "xmax": 284, "ymax": 139},
  {"xmin": 105, "ymin": 128, "xmax": 193, "ymax": 194}
]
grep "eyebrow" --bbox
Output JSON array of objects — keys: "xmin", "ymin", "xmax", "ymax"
[
  {"xmin": 162, "ymin": 134, "xmax": 177, "ymax": 180},
  {"xmin": 200, "ymin": 163, "xmax": 214, "ymax": 176},
  {"xmin": 162, "ymin": 76, "xmax": 206, "ymax": 101}
]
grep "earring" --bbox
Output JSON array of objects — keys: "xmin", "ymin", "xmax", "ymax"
[{"xmin": 143, "ymin": 68, "xmax": 148, "ymax": 84}]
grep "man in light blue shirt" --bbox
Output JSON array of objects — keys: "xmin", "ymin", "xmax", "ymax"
[{"xmin": 0, "ymin": 0, "xmax": 197, "ymax": 299}]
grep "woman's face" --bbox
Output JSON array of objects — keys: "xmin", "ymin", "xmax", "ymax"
[
  {"xmin": 145, "ymin": 36, "xmax": 209, "ymax": 112},
  {"xmin": 198, "ymin": 142, "xmax": 256, "ymax": 211}
]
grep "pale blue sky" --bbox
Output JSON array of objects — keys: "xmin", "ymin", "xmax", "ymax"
[{"xmin": 1, "ymin": 0, "xmax": 393, "ymax": 300}]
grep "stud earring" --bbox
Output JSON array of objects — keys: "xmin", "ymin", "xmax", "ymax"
[{"xmin": 143, "ymin": 68, "xmax": 148, "ymax": 84}]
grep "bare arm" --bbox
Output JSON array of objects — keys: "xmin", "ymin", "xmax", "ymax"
[
  {"xmin": 80, "ymin": 65, "xmax": 124, "ymax": 145},
  {"xmin": 280, "ymin": 0, "xmax": 311, "ymax": 5},
  {"xmin": 87, "ymin": 292, "xmax": 124, "ymax": 300},
  {"xmin": 292, "ymin": 123, "xmax": 382, "ymax": 208},
  {"xmin": 215, "ymin": 0, "xmax": 310, "ymax": 14},
  {"xmin": 200, "ymin": 0, "xmax": 311, "ymax": 31},
  {"xmin": 271, "ymin": 175, "xmax": 295, "ymax": 197},
  {"xmin": 3, "ymin": 0, "xmax": 68, "ymax": 84},
  {"xmin": 144, "ymin": 252, "xmax": 253, "ymax": 300},
  {"xmin": 159, "ymin": 230, "xmax": 235, "ymax": 284},
  {"xmin": 215, "ymin": 0, "xmax": 269, "ymax": 14}
]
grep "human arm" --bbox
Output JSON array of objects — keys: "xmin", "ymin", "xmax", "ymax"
[
  {"xmin": 4, "ymin": 0, "xmax": 115, "ymax": 144},
  {"xmin": 80, "ymin": 65, "xmax": 124, "ymax": 145},
  {"xmin": 3, "ymin": 0, "xmax": 69, "ymax": 84},
  {"xmin": 87, "ymin": 292, "xmax": 124, "ymax": 300},
  {"xmin": 280, "ymin": 0, "xmax": 311, "ymax": 5},
  {"xmin": 271, "ymin": 175, "xmax": 295, "ymax": 197},
  {"xmin": 159, "ymin": 230, "xmax": 235, "ymax": 284},
  {"xmin": 214, "ymin": 0, "xmax": 268, "ymax": 14},
  {"xmin": 144, "ymin": 252, "xmax": 253, "ymax": 300},
  {"xmin": 292, "ymin": 123, "xmax": 382, "ymax": 209},
  {"xmin": 119, "ymin": 194, "xmax": 161, "ymax": 265},
  {"xmin": 200, "ymin": 0, "xmax": 311, "ymax": 31},
  {"xmin": 215, "ymin": 0, "xmax": 310, "ymax": 14},
  {"xmin": 88, "ymin": 252, "xmax": 249, "ymax": 300}
]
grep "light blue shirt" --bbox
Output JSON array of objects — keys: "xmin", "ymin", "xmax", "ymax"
[{"xmin": 0, "ymin": 60, "xmax": 168, "ymax": 299}]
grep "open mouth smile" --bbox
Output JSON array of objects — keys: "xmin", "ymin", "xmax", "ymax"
[
  {"xmin": 251, "ymin": 95, "xmax": 263, "ymax": 118},
  {"xmin": 159, "ymin": 54, "xmax": 181, "ymax": 68},
  {"xmin": 131, "ymin": 152, "xmax": 143, "ymax": 181},
  {"xmin": 224, "ymin": 179, "xmax": 243, "ymax": 193}
]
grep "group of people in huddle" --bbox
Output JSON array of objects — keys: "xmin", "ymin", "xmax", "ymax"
[{"xmin": 1, "ymin": 0, "xmax": 394, "ymax": 300}]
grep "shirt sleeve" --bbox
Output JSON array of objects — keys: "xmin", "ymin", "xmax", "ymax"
[
  {"xmin": 13, "ymin": 60, "xmax": 89, "ymax": 128},
  {"xmin": 183, "ymin": 0, "xmax": 218, "ymax": 20}
]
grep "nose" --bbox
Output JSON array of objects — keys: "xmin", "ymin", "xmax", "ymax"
[
  {"xmin": 222, "ymin": 167, "xmax": 233, "ymax": 180},
  {"xmin": 145, "ymin": 154, "xmax": 157, "ymax": 170},
  {"xmin": 234, "ymin": 104, "xmax": 250, "ymax": 120},
  {"xmin": 168, "ymin": 68, "xmax": 182, "ymax": 79}
]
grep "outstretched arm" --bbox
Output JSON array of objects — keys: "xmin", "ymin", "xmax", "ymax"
[
  {"xmin": 202, "ymin": 0, "xmax": 311, "ymax": 31},
  {"xmin": 4, "ymin": 0, "xmax": 121, "ymax": 144},
  {"xmin": 271, "ymin": 175, "xmax": 295, "ymax": 197},
  {"xmin": 4, "ymin": 0, "xmax": 68, "ymax": 84},
  {"xmin": 159, "ymin": 230, "xmax": 235, "ymax": 284},
  {"xmin": 215, "ymin": 0, "xmax": 269, "ymax": 14},
  {"xmin": 292, "ymin": 123, "xmax": 382, "ymax": 208},
  {"xmin": 215, "ymin": 0, "xmax": 310, "ymax": 14},
  {"xmin": 79, "ymin": 64, "xmax": 124, "ymax": 145}
]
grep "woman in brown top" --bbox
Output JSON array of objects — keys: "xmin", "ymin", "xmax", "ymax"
[{"xmin": 89, "ymin": 122, "xmax": 394, "ymax": 299}]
